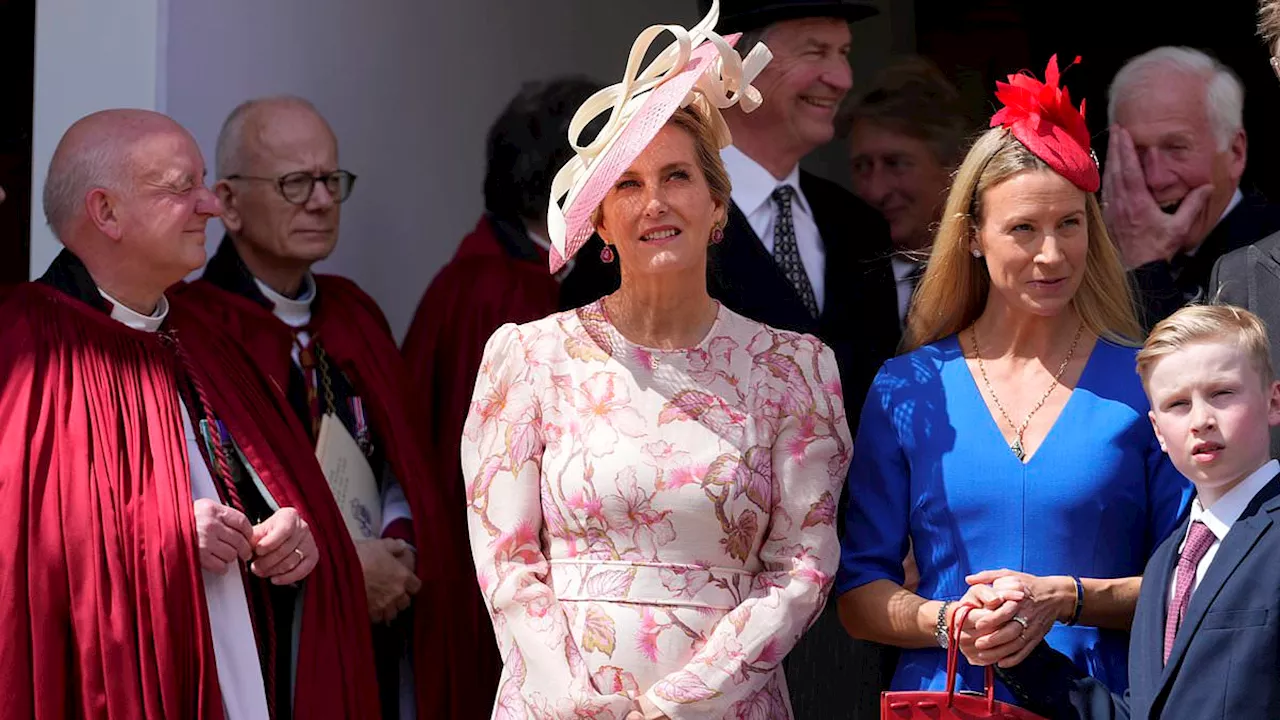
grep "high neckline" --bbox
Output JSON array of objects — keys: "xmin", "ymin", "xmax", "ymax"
[{"xmin": 594, "ymin": 298, "xmax": 724, "ymax": 354}]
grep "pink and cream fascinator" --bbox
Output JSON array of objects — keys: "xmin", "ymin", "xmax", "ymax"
[{"xmin": 546, "ymin": 0, "xmax": 773, "ymax": 273}]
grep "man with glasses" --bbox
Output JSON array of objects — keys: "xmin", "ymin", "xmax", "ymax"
[
  {"xmin": 1210, "ymin": 0, "xmax": 1280, "ymax": 459},
  {"xmin": 179, "ymin": 96, "xmax": 471, "ymax": 719}
]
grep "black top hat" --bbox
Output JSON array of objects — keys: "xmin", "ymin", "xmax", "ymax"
[{"xmin": 699, "ymin": 0, "xmax": 880, "ymax": 34}]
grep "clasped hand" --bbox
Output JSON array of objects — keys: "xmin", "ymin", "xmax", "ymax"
[
  {"xmin": 952, "ymin": 569, "xmax": 1072, "ymax": 669},
  {"xmin": 194, "ymin": 499, "xmax": 318, "ymax": 585},
  {"xmin": 356, "ymin": 537, "xmax": 421, "ymax": 624}
]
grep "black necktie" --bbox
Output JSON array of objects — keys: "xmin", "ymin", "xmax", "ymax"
[{"xmin": 771, "ymin": 186, "xmax": 819, "ymax": 318}]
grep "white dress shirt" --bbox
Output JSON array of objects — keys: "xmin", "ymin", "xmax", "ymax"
[
  {"xmin": 1186, "ymin": 188, "xmax": 1244, "ymax": 259},
  {"xmin": 254, "ymin": 275, "xmax": 413, "ymax": 534},
  {"xmin": 721, "ymin": 145, "xmax": 826, "ymax": 311},
  {"xmin": 102, "ymin": 290, "xmax": 269, "ymax": 720},
  {"xmin": 1168, "ymin": 458, "xmax": 1280, "ymax": 605}
]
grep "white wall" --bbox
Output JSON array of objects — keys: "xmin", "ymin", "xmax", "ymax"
[
  {"xmin": 32, "ymin": 0, "xmax": 910, "ymax": 340},
  {"xmin": 29, "ymin": 0, "xmax": 164, "ymax": 277},
  {"xmin": 164, "ymin": 0, "xmax": 694, "ymax": 340}
]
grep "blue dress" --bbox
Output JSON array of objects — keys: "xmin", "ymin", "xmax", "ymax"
[{"xmin": 836, "ymin": 335, "xmax": 1191, "ymax": 699}]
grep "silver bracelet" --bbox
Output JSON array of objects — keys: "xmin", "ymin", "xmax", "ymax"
[{"xmin": 935, "ymin": 601, "xmax": 954, "ymax": 648}]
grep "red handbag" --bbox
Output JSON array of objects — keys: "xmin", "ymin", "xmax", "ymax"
[{"xmin": 880, "ymin": 606, "xmax": 1048, "ymax": 719}]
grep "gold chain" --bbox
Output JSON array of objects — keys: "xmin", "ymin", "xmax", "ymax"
[
  {"xmin": 316, "ymin": 345, "xmax": 338, "ymax": 416},
  {"xmin": 971, "ymin": 322, "xmax": 1084, "ymax": 461}
]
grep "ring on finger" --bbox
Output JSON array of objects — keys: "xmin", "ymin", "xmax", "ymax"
[
  {"xmin": 1013, "ymin": 615, "xmax": 1029, "ymax": 637},
  {"xmin": 293, "ymin": 548, "xmax": 305, "ymax": 564}
]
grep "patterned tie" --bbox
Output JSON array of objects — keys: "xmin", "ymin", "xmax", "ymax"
[
  {"xmin": 771, "ymin": 186, "xmax": 819, "ymax": 318},
  {"xmin": 1163, "ymin": 520, "xmax": 1217, "ymax": 663}
]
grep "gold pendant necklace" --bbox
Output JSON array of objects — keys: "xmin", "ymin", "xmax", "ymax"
[{"xmin": 971, "ymin": 322, "xmax": 1084, "ymax": 462}]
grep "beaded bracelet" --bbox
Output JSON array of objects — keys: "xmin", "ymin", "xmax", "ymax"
[{"xmin": 1064, "ymin": 576, "xmax": 1085, "ymax": 626}]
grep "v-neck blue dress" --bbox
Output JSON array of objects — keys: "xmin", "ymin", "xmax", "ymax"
[{"xmin": 836, "ymin": 335, "xmax": 1191, "ymax": 698}]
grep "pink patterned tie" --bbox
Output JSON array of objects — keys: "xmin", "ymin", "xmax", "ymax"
[{"xmin": 1163, "ymin": 520, "xmax": 1216, "ymax": 664}]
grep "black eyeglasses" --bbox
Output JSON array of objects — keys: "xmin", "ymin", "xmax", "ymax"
[{"xmin": 226, "ymin": 170, "xmax": 357, "ymax": 205}]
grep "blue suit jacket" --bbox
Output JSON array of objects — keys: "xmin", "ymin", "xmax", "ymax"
[{"xmin": 998, "ymin": 474, "xmax": 1280, "ymax": 719}]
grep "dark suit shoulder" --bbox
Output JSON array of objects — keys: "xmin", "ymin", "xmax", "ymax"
[
  {"xmin": 799, "ymin": 170, "xmax": 885, "ymax": 226},
  {"xmin": 1214, "ymin": 194, "xmax": 1280, "ymax": 258},
  {"xmin": 1211, "ymin": 228, "xmax": 1280, "ymax": 307}
]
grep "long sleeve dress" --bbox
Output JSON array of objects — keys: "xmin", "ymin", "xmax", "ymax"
[
  {"xmin": 836, "ymin": 335, "xmax": 1193, "ymax": 700},
  {"xmin": 461, "ymin": 300, "xmax": 852, "ymax": 719}
]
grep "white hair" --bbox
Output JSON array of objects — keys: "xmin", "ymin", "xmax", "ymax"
[
  {"xmin": 215, "ymin": 95, "xmax": 323, "ymax": 178},
  {"xmin": 1107, "ymin": 46, "xmax": 1244, "ymax": 152},
  {"xmin": 42, "ymin": 141, "xmax": 127, "ymax": 239}
]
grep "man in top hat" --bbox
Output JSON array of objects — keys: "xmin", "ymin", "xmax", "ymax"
[
  {"xmin": 177, "ymin": 96, "xmax": 476, "ymax": 719},
  {"xmin": 561, "ymin": 1, "xmax": 901, "ymax": 717}
]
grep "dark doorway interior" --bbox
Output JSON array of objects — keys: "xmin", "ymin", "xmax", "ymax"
[
  {"xmin": 1, "ymin": 0, "xmax": 35, "ymax": 285},
  {"xmin": 917, "ymin": 0, "xmax": 1278, "ymax": 200}
]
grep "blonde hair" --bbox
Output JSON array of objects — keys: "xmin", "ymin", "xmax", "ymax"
[
  {"xmin": 1263, "ymin": 0, "xmax": 1280, "ymax": 51},
  {"xmin": 592, "ymin": 106, "xmax": 731, "ymax": 231},
  {"xmin": 904, "ymin": 127, "xmax": 1143, "ymax": 351},
  {"xmin": 1136, "ymin": 304, "xmax": 1275, "ymax": 387}
]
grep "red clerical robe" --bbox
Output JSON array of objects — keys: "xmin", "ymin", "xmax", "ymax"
[
  {"xmin": 400, "ymin": 214, "xmax": 563, "ymax": 711},
  {"xmin": 179, "ymin": 270, "xmax": 473, "ymax": 720},
  {"xmin": 0, "ymin": 280, "xmax": 379, "ymax": 719}
]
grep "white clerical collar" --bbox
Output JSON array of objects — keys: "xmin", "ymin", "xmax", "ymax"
[
  {"xmin": 1189, "ymin": 458, "xmax": 1280, "ymax": 541},
  {"xmin": 720, "ymin": 145, "xmax": 812, "ymax": 218},
  {"xmin": 254, "ymin": 274, "xmax": 315, "ymax": 329},
  {"xmin": 100, "ymin": 289, "xmax": 168, "ymax": 333}
]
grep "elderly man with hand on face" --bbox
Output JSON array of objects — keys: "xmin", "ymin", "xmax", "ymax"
[
  {"xmin": 0, "ymin": 109, "xmax": 378, "ymax": 719},
  {"xmin": 1102, "ymin": 46, "xmax": 1280, "ymax": 328},
  {"xmin": 178, "ymin": 95, "xmax": 473, "ymax": 720}
]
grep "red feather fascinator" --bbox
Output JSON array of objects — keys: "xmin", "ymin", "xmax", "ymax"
[{"xmin": 990, "ymin": 55, "xmax": 1100, "ymax": 193}]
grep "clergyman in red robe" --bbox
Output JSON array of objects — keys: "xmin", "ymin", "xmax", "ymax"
[
  {"xmin": 0, "ymin": 110, "xmax": 379, "ymax": 718},
  {"xmin": 175, "ymin": 95, "xmax": 473, "ymax": 720},
  {"xmin": 399, "ymin": 80, "xmax": 601, "ymax": 711}
]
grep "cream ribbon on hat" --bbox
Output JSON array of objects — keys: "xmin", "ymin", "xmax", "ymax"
[{"xmin": 547, "ymin": 0, "xmax": 773, "ymax": 267}]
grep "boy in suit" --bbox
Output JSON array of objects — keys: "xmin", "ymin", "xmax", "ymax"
[{"xmin": 988, "ymin": 304, "xmax": 1280, "ymax": 719}]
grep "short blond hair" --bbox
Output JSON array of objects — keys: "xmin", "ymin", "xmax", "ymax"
[
  {"xmin": 905, "ymin": 127, "xmax": 1143, "ymax": 351},
  {"xmin": 1136, "ymin": 304, "xmax": 1275, "ymax": 388},
  {"xmin": 1261, "ymin": 0, "xmax": 1280, "ymax": 52}
]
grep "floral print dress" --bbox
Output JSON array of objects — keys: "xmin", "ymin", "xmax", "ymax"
[{"xmin": 462, "ymin": 300, "xmax": 852, "ymax": 720}]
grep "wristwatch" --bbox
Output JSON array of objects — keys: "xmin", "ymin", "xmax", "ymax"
[{"xmin": 935, "ymin": 601, "xmax": 954, "ymax": 648}]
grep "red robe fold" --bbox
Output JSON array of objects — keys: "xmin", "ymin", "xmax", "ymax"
[
  {"xmin": 0, "ymin": 283, "xmax": 379, "ymax": 719},
  {"xmin": 402, "ymin": 214, "xmax": 560, "ymax": 521},
  {"xmin": 400, "ymin": 215, "xmax": 560, "ymax": 712},
  {"xmin": 178, "ymin": 274, "xmax": 477, "ymax": 720}
]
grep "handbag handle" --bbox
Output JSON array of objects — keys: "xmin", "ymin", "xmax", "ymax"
[{"xmin": 942, "ymin": 604, "xmax": 996, "ymax": 712}]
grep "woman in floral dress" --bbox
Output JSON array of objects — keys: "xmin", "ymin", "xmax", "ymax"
[{"xmin": 459, "ymin": 4, "xmax": 853, "ymax": 719}]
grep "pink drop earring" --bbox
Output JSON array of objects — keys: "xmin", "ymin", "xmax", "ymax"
[{"xmin": 600, "ymin": 244, "xmax": 615, "ymax": 263}]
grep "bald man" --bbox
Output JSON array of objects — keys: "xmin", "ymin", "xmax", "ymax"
[
  {"xmin": 178, "ymin": 96, "xmax": 471, "ymax": 720},
  {"xmin": 0, "ymin": 109, "xmax": 379, "ymax": 719}
]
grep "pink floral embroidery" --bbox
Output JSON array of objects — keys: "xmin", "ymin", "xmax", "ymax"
[
  {"xmin": 462, "ymin": 308, "xmax": 852, "ymax": 719},
  {"xmin": 591, "ymin": 666, "xmax": 640, "ymax": 696},
  {"xmin": 573, "ymin": 372, "xmax": 646, "ymax": 457}
]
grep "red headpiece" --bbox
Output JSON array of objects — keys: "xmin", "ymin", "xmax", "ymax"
[{"xmin": 990, "ymin": 55, "xmax": 1099, "ymax": 193}]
